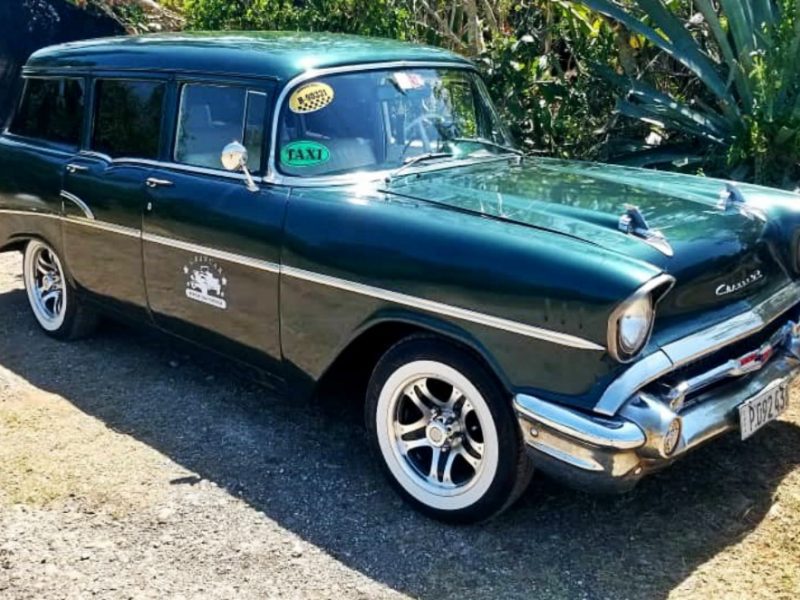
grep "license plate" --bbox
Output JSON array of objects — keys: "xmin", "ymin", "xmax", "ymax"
[{"xmin": 738, "ymin": 379, "xmax": 790, "ymax": 440}]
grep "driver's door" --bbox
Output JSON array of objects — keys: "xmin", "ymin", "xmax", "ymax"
[{"xmin": 142, "ymin": 80, "xmax": 286, "ymax": 376}]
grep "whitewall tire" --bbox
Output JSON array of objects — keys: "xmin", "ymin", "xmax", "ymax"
[
  {"xmin": 23, "ymin": 240, "xmax": 97, "ymax": 340},
  {"xmin": 366, "ymin": 335, "xmax": 533, "ymax": 523}
]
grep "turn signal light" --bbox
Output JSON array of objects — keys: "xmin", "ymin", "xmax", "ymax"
[{"xmin": 663, "ymin": 419, "xmax": 682, "ymax": 456}]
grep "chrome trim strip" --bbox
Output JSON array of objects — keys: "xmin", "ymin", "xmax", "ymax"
[
  {"xmin": 59, "ymin": 190, "xmax": 95, "ymax": 220},
  {"xmin": 515, "ymin": 393, "xmax": 645, "ymax": 450},
  {"xmin": 594, "ymin": 282, "xmax": 800, "ymax": 416},
  {"xmin": 0, "ymin": 133, "xmax": 73, "ymax": 158},
  {"xmin": 264, "ymin": 61, "xmax": 477, "ymax": 187},
  {"xmin": 3, "ymin": 208, "xmax": 601, "ymax": 349},
  {"xmin": 281, "ymin": 265, "xmax": 604, "ymax": 350},
  {"xmin": 663, "ymin": 282, "xmax": 800, "ymax": 367},
  {"xmin": 63, "ymin": 216, "xmax": 140, "ymax": 238},
  {"xmin": 142, "ymin": 232, "xmax": 280, "ymax": 273},
  {"xmin": 77, "ymin": 150, "xmax": 264, "ymax": 183},
  {"xmin": 0, "ymin": 208, "xmax": 60, "ymax": 220}
]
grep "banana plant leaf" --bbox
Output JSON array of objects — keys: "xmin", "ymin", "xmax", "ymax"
[{"xmin": 578, "ymin": 0, "xmax": 739, "ymax": 119}]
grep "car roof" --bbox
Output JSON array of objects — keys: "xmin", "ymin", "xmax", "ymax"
[{"xmin": 25, "ymin": 31, "xmax": 472, "ymax": 81}]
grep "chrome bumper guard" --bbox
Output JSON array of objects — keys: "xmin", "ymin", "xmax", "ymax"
[{"xmin": 514, "ymin": 320, "xmax": 800, "ymax": 494}]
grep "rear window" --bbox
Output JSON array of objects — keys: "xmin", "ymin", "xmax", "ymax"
[
  {"xmin": 91, "ymin": 79, "xmax": 166, "ymax": 160},
  {"xmin": 174, "ymin": 84, "xmax": 267, "ymax": 171},
  {"xmin": 9, "ymin": 77, "xmax": 85, "ymax": 147}
]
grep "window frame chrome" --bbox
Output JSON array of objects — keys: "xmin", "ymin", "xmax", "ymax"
[
  {"xmin": 6, "ymin": 74, "xmax": 88, "ymax": 151},
  {"xmin": 264, "ymin": 60, "xmax": 509, "ymax": 188},
  {"xmin": 172, "ymin": 81, "xmax": 270, "ymax": 174},
  {"xmin": 89, "ymin": 76, "xmax": 169, "ymax": 161}
]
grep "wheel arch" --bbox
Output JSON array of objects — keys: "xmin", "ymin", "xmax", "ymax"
[
  {"xmin": 0, "ymin": 237, "xmax": 29, "ymax": 254},
  {"xmin": 314, "ymin": 312, "xmax": 514, "ymax": 406}
]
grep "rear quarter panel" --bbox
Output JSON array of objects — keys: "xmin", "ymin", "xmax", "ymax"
[{"xmin": 0, "ymin": 135, "xmax": 66, "ymax": 254}]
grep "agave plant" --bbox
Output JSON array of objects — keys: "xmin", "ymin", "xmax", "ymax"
[{"xmin": 578, "ymin": 0, "xmax": 800, "ymax": 188}]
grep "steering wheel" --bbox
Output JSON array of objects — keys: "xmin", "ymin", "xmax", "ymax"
[{"xmin": 402, "ymin": 114, "xmax": 447, "ymax": 156}]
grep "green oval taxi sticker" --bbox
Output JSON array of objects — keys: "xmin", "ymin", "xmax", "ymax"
[{"xmin": 281, "ymin": 141, "xmax": 330, "ymax": 167}]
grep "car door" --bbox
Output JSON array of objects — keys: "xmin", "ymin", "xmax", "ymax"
[
  {"xmin": 142, "ymin": 80, "xmax": 286, "ymax": 377},
  {"xmin": 61, "ymin": 77, "xmax": 168, "ymax": 320}
]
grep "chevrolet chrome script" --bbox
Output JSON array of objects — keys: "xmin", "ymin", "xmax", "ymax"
[{"xmin": 715, "ymin": 269, "xmax": 764, "ymax": 297}]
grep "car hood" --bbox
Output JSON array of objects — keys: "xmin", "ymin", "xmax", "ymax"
[{"xmin": 383, "ymin": 157, "xmax": 799, "ymax": 327}]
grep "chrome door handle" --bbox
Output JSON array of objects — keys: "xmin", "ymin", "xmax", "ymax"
[
  {"xmin": 66, "ymin": 163, "xmax": 88, "ymax": 174},
  {"xmin": 146, "ymin": 177, "xmax": 173, "ymax": 188}
]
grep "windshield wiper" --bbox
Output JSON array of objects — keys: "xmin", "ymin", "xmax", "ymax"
[
  {"xmin": 450, "ymin": 137, "xmax": 523, "ymax": 156},
  {"xmin": 385, "ymin": 151, "xmax": 454, "ymax": 182}
]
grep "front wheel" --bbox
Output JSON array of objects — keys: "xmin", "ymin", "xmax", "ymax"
[
  {"xmin": 23, "ymin": 239, "xmax": 97, "ymax": 340},
  {"xmin": 366, "ymin": 335, "xmax": 533, "ymax": 523}
]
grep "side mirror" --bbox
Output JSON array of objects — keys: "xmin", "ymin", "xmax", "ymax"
[{"xmin": 221, "ymin": 141, "xmax": 258, "ymax": 192}]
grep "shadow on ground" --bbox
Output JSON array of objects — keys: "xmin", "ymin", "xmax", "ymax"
[{"xmin": 1, "ymin": 274, "xmax": 798, "ymax": 599}]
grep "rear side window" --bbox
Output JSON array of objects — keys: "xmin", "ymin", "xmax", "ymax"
[
  {"xmin": 9, "ymin": 78, "xmax": 84, "ymax": 147},
  {"xmin": 175, "ymin": 84, "xmax": 267, "ymax": 171},
  {"xmin": 91, "ymin": 79, "xmax": 166, "ymax": 159}
]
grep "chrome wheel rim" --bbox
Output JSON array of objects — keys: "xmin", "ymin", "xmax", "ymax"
[
  {"xmin": 377, "ymin": 360, "xmax": 499, "ymax": 510},
  {"xmin": 389, "ymin": 376, "xmax": 486, "ymax": 492},
  {"xmin": 24, "ymin": 241, "xmax": 67, "ymax": 331}
]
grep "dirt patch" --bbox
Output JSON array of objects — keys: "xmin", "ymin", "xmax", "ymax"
[{"xmin": 0, "ymin": 250, "xmax": 799, "ymax": 599}]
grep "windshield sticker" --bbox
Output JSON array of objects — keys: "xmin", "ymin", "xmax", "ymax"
[
  {"xmin": 184, "ymin": 256, "xmax": 227, "ymax": 310},
  {"xmin": 289, "ymin": 82, "xmax": 334, "ymax": 113},
  {"xmin": 281, "ymin": 141, "xmax": 331, "ymax": 167},
  {"xmin": 392, "ymin": 72, "xmax": 425, "ymax": 91}
]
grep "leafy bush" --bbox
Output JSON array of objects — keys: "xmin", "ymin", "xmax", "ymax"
[
  {"xmin": 580, "ymin": 0, "xmax": 800, "ymax": 188},
  {"xmin": 478, "ymin": 3, "xmax": 620, "ymax": 158}
]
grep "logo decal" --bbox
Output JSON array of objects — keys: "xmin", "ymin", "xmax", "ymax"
[
  {"xmin": 280, "ymin": 140, "xmax": 331, "ymax": 167},
  {"xmin": 183, "ymin": 256, "xmax": 227, "ymax": 309},
  {"xmin": 715, "ymin": 269, "xmax": 764, "ymax": 297},
  {"xmin": 289, "ymin": 82, "xmax": 334, "ymax": 113}
]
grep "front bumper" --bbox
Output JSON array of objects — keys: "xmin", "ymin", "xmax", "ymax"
[{"xmin": 514, "ymin": 320, "xmax": 800, "ymax": 494}]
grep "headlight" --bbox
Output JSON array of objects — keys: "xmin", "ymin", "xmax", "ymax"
[
  {"xmin": 617, "ymin": 295, "xmax": 653, "ymax": 356},
  {"xmin": 608, "ymin": 275, "xmax": 674, "ymax": 362}
]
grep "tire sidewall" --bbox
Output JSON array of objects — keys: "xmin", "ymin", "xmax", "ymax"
[
  {"xmin": 23, "ymin": 239, "xmax": 77, "ymax": 339},
  {"xmin": 366, "ymin": 336, "xmax": 525, "ymax": 523}
]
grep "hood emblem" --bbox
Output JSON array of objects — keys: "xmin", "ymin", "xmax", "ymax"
[
  {"xmin": 715, "ymin": 269, "xmax": 764, "ymax": 297},
  {"xmin": 618, "ymin": 205, "xmax": 674, "ymax": 257},
  {"xmin": 717, "ymin": 183, "xmax": 766, "ymax": 221}
]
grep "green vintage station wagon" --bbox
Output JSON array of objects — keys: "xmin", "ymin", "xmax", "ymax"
[{"xmin": 2, "ymin": 33, "xmax": 800, "ymax": 523}]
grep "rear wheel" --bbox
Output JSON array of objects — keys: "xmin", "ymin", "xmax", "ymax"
[
  {"xmin": 23, "ymin": 240, "xmax": 97, "ymax": 340},
  {"xmin": 366, "ymin": 335, "xmax": 533, "ymax": 523}
]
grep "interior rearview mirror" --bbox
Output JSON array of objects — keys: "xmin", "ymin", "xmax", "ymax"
[{"xmin": 221, "ymin": 141, "xmax": 259, "ymax": 192}]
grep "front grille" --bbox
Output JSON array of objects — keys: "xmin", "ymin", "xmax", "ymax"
[{"xmin": 643, "ymin": 306, "xmax": 796, "ymax": 410}]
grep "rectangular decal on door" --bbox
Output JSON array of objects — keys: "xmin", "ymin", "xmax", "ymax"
[{"xmin": 183, "ymin": 256, "xmax": 228, "ymax": 309}]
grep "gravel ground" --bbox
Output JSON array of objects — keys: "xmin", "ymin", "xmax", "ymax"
[{"xmin": 0, "ymin": 249, "xmax": 799, "ymax": 599}]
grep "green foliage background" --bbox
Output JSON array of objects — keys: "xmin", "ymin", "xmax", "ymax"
[{"xmin": 128, "ymin": 1, "xmax": 800, "ymax": 189}]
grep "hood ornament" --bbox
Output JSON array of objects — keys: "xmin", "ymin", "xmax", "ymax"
[
  {"xmin": 717, "ymin": 183, "xmax": 766, "ymax": 221},
  {"xmin": 618, "ymin": 205, "xmax": 674, "ymax": 257}
]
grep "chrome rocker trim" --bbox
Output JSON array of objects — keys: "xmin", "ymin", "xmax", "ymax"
[{"xmin": 514, "ymin": 319, "xmax": 800, "ymax": 494}]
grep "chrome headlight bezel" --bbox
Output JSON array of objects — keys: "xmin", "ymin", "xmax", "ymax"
[{"xmin": 608, "ymin": 274, "xmax": 675, "ymax": 363}]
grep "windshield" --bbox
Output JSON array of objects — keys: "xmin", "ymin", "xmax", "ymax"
[{"xmin": 276, "ymin": 67, "xmax": 516, "ymax": 178}]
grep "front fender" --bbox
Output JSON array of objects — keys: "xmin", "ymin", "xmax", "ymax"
[{"xmin": 279, "ymin": 187, "xmax": 665, "ymax": 411}]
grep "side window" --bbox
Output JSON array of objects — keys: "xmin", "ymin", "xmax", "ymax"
[
  {"xmin": 91, "ymin": 79, "xmax": 165, "ymax": 160},
  {"xmin": 9, "ymin": 78, "xmax": 85, "ymax": 147},
  {"xmin": 175, "ymin": 84, "xmax": 266, "ymax": 171}
]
